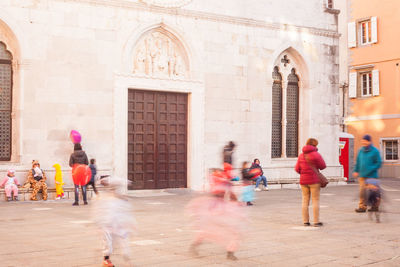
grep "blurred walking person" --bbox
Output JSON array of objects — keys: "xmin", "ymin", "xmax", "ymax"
[
  {"xmin": 295, "ymin": 138, "xmax": 326, "ymax": 227},
  {"xmin": 186, "ymin": 167, "xmax": 246, "ymax": 261},
  {"xmin": 92, "ymin": 177, "xmax": 136, "ymax": 267},
  {"xmin": 353, "ymin": 134, "xmax": 382, "ymax": 213}
]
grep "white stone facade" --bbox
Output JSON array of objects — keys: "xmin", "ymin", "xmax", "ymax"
[{"xmin": 0, "ymin": 0, "xmax": 343, "ymax": 190}]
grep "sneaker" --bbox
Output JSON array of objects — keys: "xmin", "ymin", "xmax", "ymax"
[
  {"xmin": 72, "ymin": 202, "xmax": 79, "ymax": 206},
  {"xmin": 368, "ymin": 207, "xmax": 379, "ymax": 212},
  {"xmin": 246, "ymin": 201, "xmax": 254, "ymax": 206},
  {"xmin": 55, "ymin": 196, "xmax": 61, "ymax": 200},
  {"xmin": 13, "ymin": 196, "xmax": 18, "ymax": 201},
  {"xmin": 84, "ymin": 201, "xmax": 88, "ymax": 205},
  {"xmin": 61, "ymin": 193, "xmax": 65, "ymax": 199},
  {"xmin": 303, "ymin": 222, "xmax": 311, "ymax": 226},
  {"xmin": 254, "ymin": 188, "xmax": 261, "ymax": 192},
  {"xmin": 263, "ymin": 187, "xmax": 269, "ymax": 191},
  {"xmin": 102, "ymin": 259, "xmax": 114, "ymax": 267},
  {"xmin": 355, "ymin": 208, "xmax": 366, "ymax": 213},
  {"xmin": 314, "ymin": 222, "xmax": 323, "ymax": 227},
  {"xmin": 7, "ymin": 197, "xmax": 12, "ymax": 202}
]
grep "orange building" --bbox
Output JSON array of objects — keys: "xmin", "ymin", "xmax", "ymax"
[{"xmin": 346, "ymin": 0, "xmax": 400, "ymax": 177}]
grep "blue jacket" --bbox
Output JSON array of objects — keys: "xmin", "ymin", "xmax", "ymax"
[
  {"xmin": 354, "ymin": 145, "xmax": 382, "ymax": 178},
  {"xmin": 89, "ymin": 164, "xmax": 97, "ymax": 182}
]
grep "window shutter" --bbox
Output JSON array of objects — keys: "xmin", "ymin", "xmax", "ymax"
[
  {"xmin": 349, "ymin": 72, "xmax": 357, "ymax": 98},
  {"xmin": 371, "ymin": 16, "xmax": 378, "ymax": 43},
  {"xmin": 348, "ymin": 22, "xmax": 356, "ymax": 48},
  {"xmin": 372, "ymin": 69, "xmax": 380, "ymax": 96}
]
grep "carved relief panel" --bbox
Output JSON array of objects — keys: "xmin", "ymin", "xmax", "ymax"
[{"xmin": 133, "ymin": 30, "xmax": 188, "ymax": 79}]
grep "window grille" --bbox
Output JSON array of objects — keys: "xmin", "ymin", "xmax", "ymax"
[
  {"xmin": 0, "ymin": 42, "xmax": 12, "ymax": 161},
  {"xmin": 383, "ymin": 140, "xmax": 399, "ymax": 161},
  {"xmin": 286, "ymin": 68, "xmax": 299, "ymax": 158},
  {"xmin": 271, "ymin": 66, "xmax": 282, "ymax": 158}
]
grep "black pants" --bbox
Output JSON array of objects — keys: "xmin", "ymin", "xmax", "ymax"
[
  {"xmin": 86, "ymin": 180, "xmax": 98, "ymax": 194},
  {"xmin": 74, "ymin": 185, "xmax": 87, "ymax": 203}
]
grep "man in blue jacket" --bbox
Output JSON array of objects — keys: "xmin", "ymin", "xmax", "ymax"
[{"xmin": 353, "ymin": 134, "xmax": 382, "ymax": 213}]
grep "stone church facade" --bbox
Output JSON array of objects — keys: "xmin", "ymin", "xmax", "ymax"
[{"xmin": 0, "ymin": 0, "xmax": 343, "ymax": 190}]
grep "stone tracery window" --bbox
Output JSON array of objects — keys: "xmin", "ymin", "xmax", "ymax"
[
  {"xmin": 286, "ymin": 68, "xmax": 299, "ymax": 158},
  {"xmin": 271, "ymin": 66, "xmax": 283, "ymax": 158},
  {"xmin": 271, "ymin": 66, "xmax": 299, "ymax": 158},
  {"xmin": 0, "ymin": 42, "xmax": 12, "ymax": 160}
]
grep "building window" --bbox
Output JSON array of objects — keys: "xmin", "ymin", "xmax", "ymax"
[
  {"xmin": 271, "ymin": 66, "xmax": 299, "ymax": 159},
  {"xmin": 0, "ymin": 42, "xmax": 12, "ymax": 161},
  {"xmin": 360, "ymin": 71, "xmax": 372, "ymax": 97},
  {"xmin": 383, "ymin": 140, "xmax": 399, "ymax": 161},
  {"xmin": 349, "ymin": 69, "xmax": 380, "ymax": 98},
  {"xmin": 360, "ymin": 20, "xmax": 372, "ymax": 45},
  {"xmin": 286, "ymin": 68, "xmax": 299, "ymax": 158},
  {"xmin": 271, "ymin": 66, "xmax": 282, "ymax": 158}
]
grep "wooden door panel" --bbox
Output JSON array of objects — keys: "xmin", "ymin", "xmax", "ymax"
[{"xmin": 128, "ymin": 90, "xmax": 187, "ymax": 189}]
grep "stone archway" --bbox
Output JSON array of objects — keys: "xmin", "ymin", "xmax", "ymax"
[
  {"xmin": 0, "ymin": 18, "xmax": 22, "ymax": 163},
  {"xmin": 114, "ymin": 24, "xmax": 205, "ymax": 191},
  {"xmin": 271, "ymin": 47, "xmax": 310, "ymax": 159}
]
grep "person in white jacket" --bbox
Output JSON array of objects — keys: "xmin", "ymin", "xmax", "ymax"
[{"xmin": 91, "ymin": 177, "xmax": 136, "ymax": 267}]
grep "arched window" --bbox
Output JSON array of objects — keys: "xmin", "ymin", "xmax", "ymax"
[
  {"xmin": 286, "ymin": 68, "xmax": 299, "ymax": 158},
  {"xmin": 271, "ymin": 65, "xmax": 299, "ymax": 158},
  {"xmin": 271, "ymin": 66, "xmax": 283, "ymax": 158},
  {"xmin": 0, "ymin": 42, "xmax": 12, "ymax": 161}
]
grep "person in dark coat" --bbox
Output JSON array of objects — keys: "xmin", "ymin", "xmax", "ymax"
[
  {"xmin": 251, "ymin": 159, "xmax": 268, "ymax": 191},
  {"xmin": 295, "ymin": 138, "xmax": 326, "ymax": 227},
  {"xmin": 223, "ymin": 141, "xmax": 236, "ymax": 165},
  {"xmin": 69, "ymin": 143, "xmax": 89, "ymax": 206},
  {"xmin": 87, "ymin": 158, "xmax": 98, "ymax": 195}
]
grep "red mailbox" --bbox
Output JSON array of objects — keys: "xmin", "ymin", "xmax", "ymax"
[{"xmin": 339, "ymin": 132, "xmax": 355, "ymax": 182}]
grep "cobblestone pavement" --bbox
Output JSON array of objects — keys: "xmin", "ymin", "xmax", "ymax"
[{"xmin": 0, "ymin": 178, "xmax": 399, "ymax": 267}]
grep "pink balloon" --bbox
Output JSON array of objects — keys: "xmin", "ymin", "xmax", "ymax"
[{"xmin": 70, "ymin": 130, "xmax": 81, "ymax": 144}]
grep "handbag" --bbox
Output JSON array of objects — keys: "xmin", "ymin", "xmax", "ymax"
[{"xmin": 304, "ymin": 154, "xmax": 329, "ymax": 188}]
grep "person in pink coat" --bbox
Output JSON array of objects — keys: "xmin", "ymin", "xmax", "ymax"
[
  {"xmin": 295, "ymin": 138, "xmax": 326, "ymax": 227},
  {"xmin": 1, "ymin": 169, "xmax": 20, "ymax": 201}
]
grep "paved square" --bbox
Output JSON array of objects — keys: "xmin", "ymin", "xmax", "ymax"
[{"xmin": 0, "ymin": 180, "xmax": 399, "ymax": 267}]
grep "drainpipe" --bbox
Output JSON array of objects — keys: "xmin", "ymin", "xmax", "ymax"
[{"xmin": 340, "ymin": 82, "xmax": 348, "ymax": 132}]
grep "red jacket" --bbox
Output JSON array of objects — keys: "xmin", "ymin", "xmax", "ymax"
[{"xmin": 295, "ymin": 145, "xmax": 326, "ymax": 185}]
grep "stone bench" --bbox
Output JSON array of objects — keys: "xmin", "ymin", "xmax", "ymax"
[{"xmin": 0, "ymin": 186, "xmax": 97, "ymax": 201}]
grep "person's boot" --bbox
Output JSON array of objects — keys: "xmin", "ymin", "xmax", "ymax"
[
  {"xmin": 227, "ymin": 251, "xmax": 238, "ymax": 261},
  {"xmin": 355, "ymin": 207, "xmax": 366, "ymax": 213}
]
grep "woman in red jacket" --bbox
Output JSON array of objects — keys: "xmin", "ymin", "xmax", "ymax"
[{"xmin": 295, "ymin": 138, "xmax": 326, "ymax": 227}]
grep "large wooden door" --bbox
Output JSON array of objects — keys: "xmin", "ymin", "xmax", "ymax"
[{"xmin": 128, "ymin": 90, "xmax": 188, "ymax": 190}]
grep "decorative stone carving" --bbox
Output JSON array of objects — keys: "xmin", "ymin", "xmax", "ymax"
[
  {"xmin": 133, "ymin": 30, "xmax": 188, "ymax": 78},
  {"xmin": 140, "ymin": 0, "xmax": 192, "ymax": 8}
]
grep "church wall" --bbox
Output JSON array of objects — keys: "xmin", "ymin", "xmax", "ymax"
[{"xmin": 0, "ymin": 0, "xmax": 342, "ymax": 188}]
